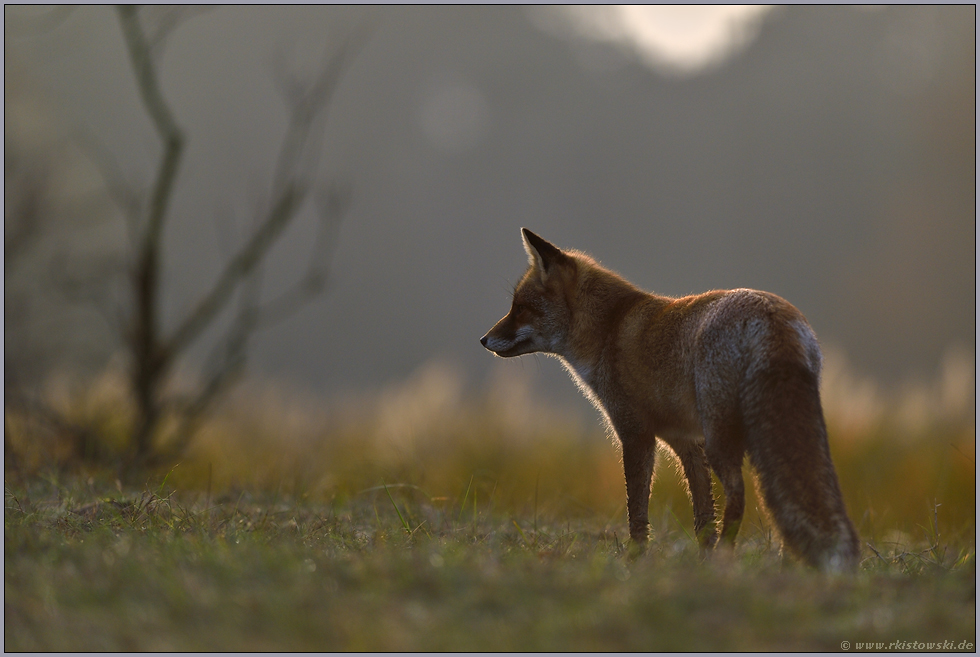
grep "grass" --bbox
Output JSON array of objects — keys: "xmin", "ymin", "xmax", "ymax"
[
  {"xmin": 4, "ymin": 471, "xmax": 975, "ymax": 652},
  {"xmin": 4, "ymin": 357, "xmax": 977, "ymax": 650}
]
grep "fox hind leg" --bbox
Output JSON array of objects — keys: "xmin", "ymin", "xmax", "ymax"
[
  {"xmin": 704, "ymin": 421, "xmax": 747, "ymax": 548},
  {"xmin": 673, "ymin": 441, "xmax": 718, "ymax": 551}
]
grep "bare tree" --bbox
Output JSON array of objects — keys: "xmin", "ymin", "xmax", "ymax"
[{"xmin": 86, "ymin": 6, "xmax": 361, "ymax": 467}]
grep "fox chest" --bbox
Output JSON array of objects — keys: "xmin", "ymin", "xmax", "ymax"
[{"xmin": 563, "ymin": 356, "xmax": 701, "ymax": 439}]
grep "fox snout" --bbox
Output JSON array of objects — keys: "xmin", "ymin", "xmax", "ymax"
[
  {"xmin": 479, "ymin": 323, "xmax": 513, "ymax": 356},
  {"xmin": 480, "ymin": 314, "xmax": 535, "ymax": 357}
]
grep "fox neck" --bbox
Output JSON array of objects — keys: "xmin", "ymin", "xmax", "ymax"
[{"xmin": 555, "ymin": 260, "xmax": 660, "ymax": 390}]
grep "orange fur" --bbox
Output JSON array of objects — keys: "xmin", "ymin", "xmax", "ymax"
[{"xmin": 481, "ymin": 229, "xmax": 859, "ymax": 571}]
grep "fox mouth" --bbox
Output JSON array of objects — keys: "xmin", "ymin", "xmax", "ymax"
[
  {"xmin": 495, "ymin": 340, "xmax": 532, "ymax": 357},
  {"xmin": 480, "ymin": 335, "xmax": 533, "ymax": 357}
]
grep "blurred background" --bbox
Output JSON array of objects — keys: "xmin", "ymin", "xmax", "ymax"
[{"xmin": 4, "ymin": 6, "xmax": 975, "ymax": 466}]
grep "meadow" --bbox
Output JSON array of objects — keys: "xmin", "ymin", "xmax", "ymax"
[{"xmin": 4, "ymin": 352, "xmax": 976, "ymax": 651}]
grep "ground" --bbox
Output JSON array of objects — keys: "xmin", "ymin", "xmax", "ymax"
[
  {"xmin": 4, "ymin": 364, "xmax": 975, "ymax": 650},
  {"xmin": 4, "ymin": 466, "xmax": 975, "ymax": 652}
]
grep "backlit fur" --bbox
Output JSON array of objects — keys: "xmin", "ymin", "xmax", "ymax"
[{"xmin": 481, "ymin": 229, "xmax": 860, "ymax": 571}]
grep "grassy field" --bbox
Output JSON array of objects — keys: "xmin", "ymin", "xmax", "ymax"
[{"xmin": 4, "ymin": 358, "xmax": 977, "ymax": 651}]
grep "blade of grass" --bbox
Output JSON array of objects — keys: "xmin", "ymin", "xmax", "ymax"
[
  {"xmin": 382, "ymin": 479, "xmax": 411, "ymax": 534},
  {"xmin": 156, "ymin": 464, "xmax": 178, "ymax": 497},
  {"xmin": 666, "ymin": 505, "xmax": 697, "ymax": 548},
  {"xmin": 457, "ymin": 475, "xmax": 473, "ymax": 527},
  {"xmin": 357, "ymin": 483, "xmax": 426, "ymax": 495},
  {"xmin": 533, "ymin": 471, "xmax": 540, "ymax": 547},
  {"xmin": 512, "ymin": 519, "xmax": 530, "ymax": 548}
]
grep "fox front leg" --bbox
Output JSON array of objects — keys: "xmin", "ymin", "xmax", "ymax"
[{"xmin": 620, "ymin": 437, "xmax": 657, "ymax": 554}]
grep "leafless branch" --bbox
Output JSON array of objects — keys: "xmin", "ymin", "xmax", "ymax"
[
  {"xmin": 72, "ymin": 128, "xmax": 144, "ymax": 244},
  {"xmin": 117, "ymin": 4, "xmax": 187, "ymax": 461},
  {"xmin": 142, "ymin": 5, "xmax": 215, "ymax": 57},
  {"xmin": 162, "ymin": 182, "xmax": 305, "ymax": 363},
  {"xmin": 46, "ymin": 251, "xmax": 128, "ymax": 339},
  {"xmin": 67, "ymin": 6, "xmax": 371, "ymax": 465},
  {"xmin": 269, "ymin": 32, "xmax": 366, "ymax": 194},
  {"xmin": 249, "ymin": 183, "xmax": 350, "ymax": 330},
  {"xmin": 117, "ymin": 5, "xmax": 184, "ymax": 248},
  {"xmin": 163, "ymin": 37, "xmax": 363, "ymax": 364},
  {"xmin": 202, "ymin": 257, "xmax": 263, "ymax": 396},
  {"xmin": 160, "ymin": 267, "xmax": 261, "ymax": 460},
  {"xmin": 3, "ymin": 159, "xmax": 49, "ymax": 269},
  {"xmin": 4, "ymin": 391, "xmax": 106, "ymax": 464},
  {"xmin": 155, "ymin": 56, "xmax": 358, "ymax": 460},
  {"xmin": 161, "ymin": 181, "xmax": 348, "ymax": 459}
]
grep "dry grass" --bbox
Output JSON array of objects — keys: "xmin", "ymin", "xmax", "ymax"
[{"xmin": 4, "ymin": 349, "xmax": 976, "ymax": 650}]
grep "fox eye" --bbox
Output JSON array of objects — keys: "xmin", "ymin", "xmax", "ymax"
[{"xmin": 512, "ymin": 303, "xmax": 526, "ymax": 316}]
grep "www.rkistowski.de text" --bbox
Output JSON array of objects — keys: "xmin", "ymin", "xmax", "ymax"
[{"xmin": 842, "ymin": 640, "xmax": 973, "ymax": 651}]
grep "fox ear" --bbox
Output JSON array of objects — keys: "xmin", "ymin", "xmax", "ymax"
[{"xmin": 521, "ymin": 228, "xmax": 565, "ymax": 280}]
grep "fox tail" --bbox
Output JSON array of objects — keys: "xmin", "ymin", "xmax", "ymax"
[{"xmin": 741, "ymin": 358, "xmax": 860, "ymax": 571}]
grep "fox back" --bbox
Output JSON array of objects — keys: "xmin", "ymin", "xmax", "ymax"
[{"xmin": 481, "ymin": 228, "xmax": 859, "ymax": 571}]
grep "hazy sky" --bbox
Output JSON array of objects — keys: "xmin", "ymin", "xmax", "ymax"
[
  {"xmin": 528, "ymin": 5, "xmax": 774, "ymax": 75},
  {"xmin": 5, "ymin": 5, "xmax": 975, "ymax": 412}
]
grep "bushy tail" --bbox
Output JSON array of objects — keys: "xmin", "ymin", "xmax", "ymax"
[{"xmin": 741, "ymin": 359, "xmax": 860, "ymax": 571}]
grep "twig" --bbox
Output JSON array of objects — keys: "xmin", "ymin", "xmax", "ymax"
[
  {"xmin": 71, "ymin": 127, "xmax": 144, "ymax": 245},
  {"xmin": 866, "ymin": 541, "xmax": 890, "ymax": 565},
  {"xmin": 163, "ymin": 183, "xmax": 303, "ymax": 361},
  {"xmin": 144, "ymin": 6, "xmax": 215, "ymax": 58},
  {"xmin": 117, "ymin": 6, "xmax": 184, "ymax": 250}
]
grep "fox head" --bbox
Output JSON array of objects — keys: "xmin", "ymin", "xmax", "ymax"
[{"xmin": 480, "ymin": 228, "xmax": 575, "ymax": 358}]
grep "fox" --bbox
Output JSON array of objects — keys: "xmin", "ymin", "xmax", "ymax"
[{"xmin": 480, "ymin": 228, "xmax": 860, "ymax": 571}]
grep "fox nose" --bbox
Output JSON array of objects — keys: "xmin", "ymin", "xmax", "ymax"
[{"xmin": 480, "ymin": 335, "xmax": 489, "ymax": 348}]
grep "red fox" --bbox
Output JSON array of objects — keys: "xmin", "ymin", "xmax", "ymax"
[{"xmin": 481, "ymin": 229, "xmax": 860, "ymax": 571}]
